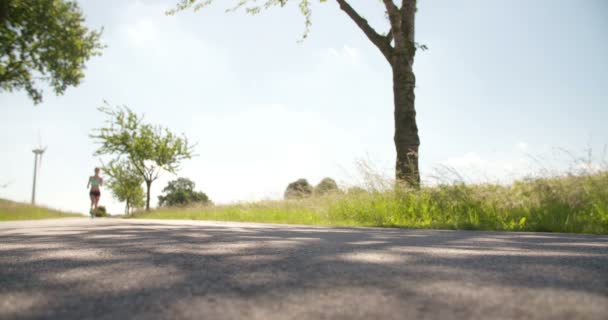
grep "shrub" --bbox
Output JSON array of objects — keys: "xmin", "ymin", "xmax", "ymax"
[
  {"xmin": 314, "ymin": 177, "xmax": 339, "ymax": 196},
  {"xmin": 284, "ymin": 178, "xmax": 313, "ymax": 199},
  {"xmin": 93, "ymin": 206, "xmax": 109, "ymax": 217}
]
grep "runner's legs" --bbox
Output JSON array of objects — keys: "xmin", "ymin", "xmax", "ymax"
[{"xmin": 94, "ymin": 194, "xmax": 100, "ymax": 209}]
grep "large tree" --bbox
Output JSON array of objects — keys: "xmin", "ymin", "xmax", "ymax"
[
  {"xmin": 103, "ymin": 159, "xmax": 145, "ymax": 215},
  {"xmin": 92, "ymin": 104, "xmax": 195, "ymax": 211},
  {"xmin": 170, "ymin": 0, "xmax": 423, "ymax": 186},
  {"xmin": 0, "ymin": 0, "xmax": 104, "ymax": 104}
]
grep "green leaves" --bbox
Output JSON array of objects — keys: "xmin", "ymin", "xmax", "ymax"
[
  {"xmin": 314, "ymin": 177, "xmax": 340, "ymax": 196},
  {"xmin": 284, "ymin": 178, "xmax": 314, "ymax": 199},
  {"xmin": 91, "ymin": 103, "xmax": 196, "ymax": 210},
  {"xmin": 92, "ymin": 103, "xmax": 195, "ymax": 179},
  {"xmin": 0, "ymin": 0, "xmax": 104, "ymax": 104},
  {"xmin": 103, "ymin": 159, "xmax": 145, "ymax": 214},
  {"xmin": 169, "ymin": 0, "xmax": 327, "ymax": 40},
  {"xmin": 158, "ymin": 178, "xmax": 211, "ymax": 207}
]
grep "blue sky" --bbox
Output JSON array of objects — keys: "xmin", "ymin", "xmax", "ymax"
[{"xmin": 1, "ymin": 0, "xmax": 607, "ymax": 214}]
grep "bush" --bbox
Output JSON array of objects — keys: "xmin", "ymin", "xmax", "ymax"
[
  {"xmin": 93, "ymin": 206, "xmax": 109, "ymax": 217},
  {"xmin": 284, "ymin": 178, "xmax": 313, "ymax": 199},
  {"xmin": 158, "ymin": 178, "xmax": 212, "ymax": 207},
  {"xmin": 314, "ymin": 177, "xmax": 340, "ymax": 196},
  {"xmin": 347, "ymin": 186, "xmax": 367, "ymax": 195}
]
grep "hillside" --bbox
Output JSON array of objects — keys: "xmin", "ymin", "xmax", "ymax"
[{"xmin": 0, "ymin": 199, "xmax": 82, "ymax": 221}]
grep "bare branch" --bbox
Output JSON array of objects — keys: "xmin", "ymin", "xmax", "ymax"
[
  {"xmin": 382, "ymin": 0, "xmax": 401, "ymax": 32},
  {"xmin": 382, "ymin": 0, "xmax": 399, "ymax": 16},
  {"xmin": 335, "ymin": 0, "xmax": 393, "ymax": 61}
]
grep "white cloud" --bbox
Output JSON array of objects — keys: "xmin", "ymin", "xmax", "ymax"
[
  {"xmin": 442, "ymin": 152, "xmax": 486, "ymax": 168},
  {"xmin": 437, "ymin": 152, "xmax": 534, "ymax": 184},
  {"xmin": 125, "ymin": 19, "xmax": 158, "ymax": 49},
  {"xmin": 325, "ymin": 45, "xmax": 362, "ymax": 66},
  {"xmin": 517, "ymin": 142, "xmax": 529, "ymax": 151},
  {"xmin": 182, "ymin": 104, "xmax": 356, "ymax": 203},
  {"xmin": 575, "ymin": 162, "xmax": 604, "ymax": 174}
]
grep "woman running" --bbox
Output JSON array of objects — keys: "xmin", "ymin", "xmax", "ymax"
[{"xmin": 87, "ymin": 167, "xmax": 103, "ymax": 217}]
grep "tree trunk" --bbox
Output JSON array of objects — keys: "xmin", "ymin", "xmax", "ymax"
[
  {"xmin": 392, "ymin": 58, "xmax": 420, "ymax": 186},
  {"xmin": 392, "ymin": 1, "xmax": 420, "ymax": 187},
  {"xmin": 335, "ymin": 0, "xmax": 421, "ymax": 186},
  {"xmin": 145, "ymin": 180, "xmax": 152, "ymax": 211}
]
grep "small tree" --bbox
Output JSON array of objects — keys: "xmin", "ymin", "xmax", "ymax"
[
  {"xmin": 284, "ymin": 178, "xmax": 313, "ymax": 199},
  {"xmin": 92, "ymin": 104, "xmax": 195, "ymax": 210},
  {"xmin": 103, "ymin": 159, "xmax": 145, "ymax": 215},
  {"xmin": 314, "ymin": 177, "xmax": 339, "ymax": 196},
  {"xmin": 0, "ymin": 0, "xmax": 104, "ymax": 104},
  {"xmin": 158, "ymin": 178, "xmax": 211, "ymax": 207}
]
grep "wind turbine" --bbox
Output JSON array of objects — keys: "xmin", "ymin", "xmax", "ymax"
[
  {"xmin": 31, "ymin": 141, "xmax": 47, "ymax": 205},
  {"xmin": 0, "ymin": 180, "xmax": 11, "ymax": 189}
]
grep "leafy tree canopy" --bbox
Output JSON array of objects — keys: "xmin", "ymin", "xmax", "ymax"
[
  {"xmin": 91, "ymin": 103, "xmax": 196, "ymax": 210},
  {"xmin": 158, "ymin": 178, "xmax": 211, "ymax": 207},
  {"xmin": 314, "ymin": 177, "xmax": 339, "ymax": 196},
  {"xmin": 168, "ymin": 0, "xmax": 325, "ymax": 39},
  {"xmin": 0, "ymin": 0, "xmax": 104, "ymax": 104},
  {"xmin": 284, "ymin": 178, "xmax": 313, "ymax": 199},
  {"xmin": 103, "ymin": 159, "xmax": 145, "ymax": 215}
]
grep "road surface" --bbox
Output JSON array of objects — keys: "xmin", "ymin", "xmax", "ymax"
[{"xmin": 1, "ymin": 218, "xmax": 607, "ymax": 319}]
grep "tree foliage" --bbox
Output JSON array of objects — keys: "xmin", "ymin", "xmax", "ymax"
[
  {"xmin": 314, "ymin": 177, "xmax": 339, "ymax": 196},
  {"xmin": 170, "ymin": 0, "xmax": 424, "ymax": 186},
  {"xmin": 0, "ymin": 0, "xmax": 104, "ymax": 104},
  {"xmin": 168, "ymin": 0, "xmax": 323, "ymax": 40},
  {"xmin": 91, "ymin": 103, "xmax": 196, "ymax": 210},
  {"xmin": 284, "ymin": 178, "xmax": 313, "ymax": 199},
  {"xmin": 103, "ymin": 159, "xmax": 145, "ymax": 215},
  {"xmin": 158, "ymin": 177, "xmax": 211, "ymax": 207}
]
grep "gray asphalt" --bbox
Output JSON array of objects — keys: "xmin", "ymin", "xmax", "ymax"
[{"xmin": 1, "ymin": 219, "xmax": 607, "ymax": 320}]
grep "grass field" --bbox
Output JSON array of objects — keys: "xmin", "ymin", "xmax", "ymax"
[
  {"xmin": 0, "ymin": 199, "xmax": 82, "ymax": 221},
  {"xmin": 133, "ymin": 170, "xmax": 608, "ymax": 234}
]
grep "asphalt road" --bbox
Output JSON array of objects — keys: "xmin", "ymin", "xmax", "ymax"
[{"xmin": 1, "ymin": 219, "xmax": 607, "ymax": 320}]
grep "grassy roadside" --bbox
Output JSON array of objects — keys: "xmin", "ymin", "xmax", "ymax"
[
  {"xmin": 133, "ymin": 171, "xmax": 608, "ymax": 234},
  {"xmin": 0, "ymin": 199, "xmax": 82, "ymax": 221}
]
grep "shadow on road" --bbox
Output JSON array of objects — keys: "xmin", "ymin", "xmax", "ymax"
[{"xmin": 1, "ymin": 220, "xmax": 607, "ymax": 319}]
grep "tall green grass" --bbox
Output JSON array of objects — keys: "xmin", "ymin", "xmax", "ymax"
[
  {"xmin": 0, "ymin": 199, "xmax": 82, "ymax": 221},
  {"xmin": 133, "ymin": 170, "xmax": 608, "ymax": 234}
]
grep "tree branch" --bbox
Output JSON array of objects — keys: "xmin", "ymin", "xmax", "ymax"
[
  {"xmin": 401, "ymin": 0, "xmax": 416, "ymax": 40},
  {"xmin": 382, "ymin": 0, "xmax": 401, "ymax": 34},
  {"xmin": 382, "ymin": 0, "xmax": 399, "ymax": 16},
  {"xmin": 335, "ymin": 0, "xmax": 393, "ymax": 62},
  {"xmin": 386, "ymin": 29, "xmax": 393, "ymax": 44}
]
